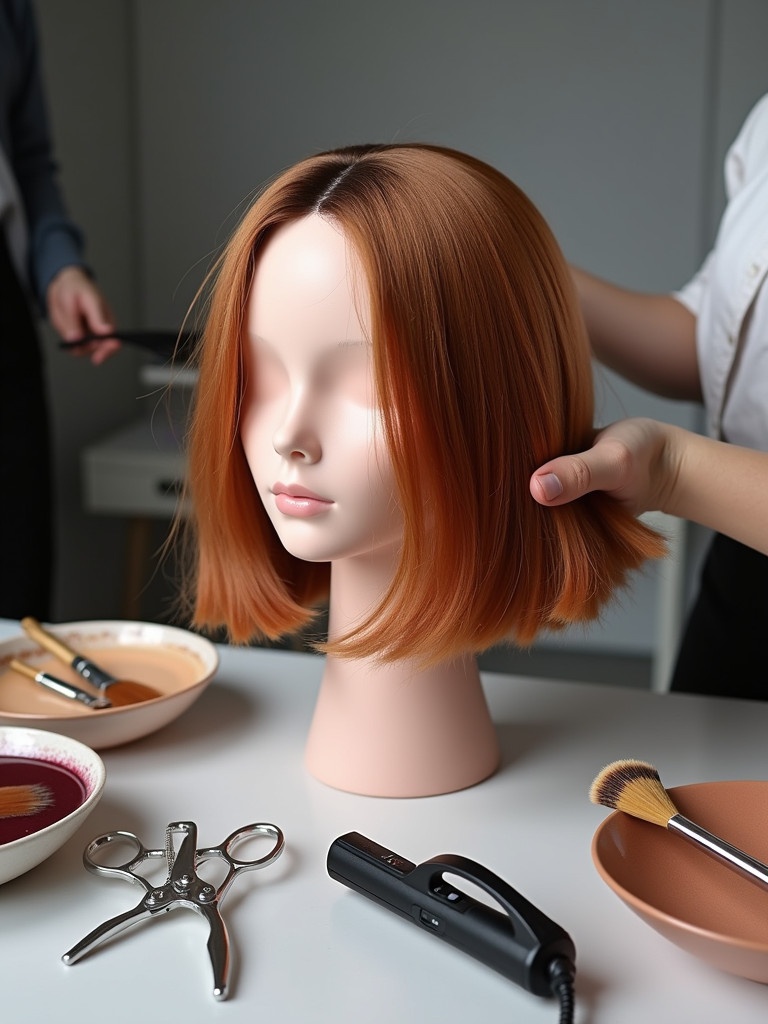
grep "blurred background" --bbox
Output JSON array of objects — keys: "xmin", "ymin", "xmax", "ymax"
[{"xmin": 33, "ymin": 0, "xmax": 768, "ymax": 687}]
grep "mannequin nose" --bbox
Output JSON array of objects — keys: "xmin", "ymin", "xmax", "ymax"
[{"xmin": 272, "ymin": 398, "xmax": 322, "ymax": 463}]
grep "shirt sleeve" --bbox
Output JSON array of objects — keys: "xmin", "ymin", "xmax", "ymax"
[
  {"xmin": 672, "ymin": 250, "xmax": 714, "ymax": 317},
  {"xmin": 671, "ymin": 92, "xmax": 768, "ymax": 316},
  {"xmin": 723, "ymin": 92, "xmax": 768, "ymax": 199}
]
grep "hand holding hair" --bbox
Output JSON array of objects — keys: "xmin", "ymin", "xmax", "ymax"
[
  {"xmin": 529, "ymin": 418, "xmax": 672, "ymax": 515},
  {"xmin": 530, "ymin": 417, "xmax": 768, "ymax": 557}
]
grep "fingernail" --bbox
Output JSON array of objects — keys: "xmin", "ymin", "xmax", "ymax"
[{"xmin": 537, "ymin": 473, "xmax": 563, "ymax": 501}]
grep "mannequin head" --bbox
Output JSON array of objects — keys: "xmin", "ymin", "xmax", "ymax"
[{"xmin": 185, "ymin": 144, "xmax": 664, "ymax": 663}]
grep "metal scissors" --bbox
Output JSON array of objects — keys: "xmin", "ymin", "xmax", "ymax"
[{"xmin": 62, "ymin": 820, "xmax": 285, "ymax": 1000}]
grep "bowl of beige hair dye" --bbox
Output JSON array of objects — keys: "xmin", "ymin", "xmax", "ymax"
[{"xmin": 0, "ymin": 620, "xmax": 218, "ymax": 749}]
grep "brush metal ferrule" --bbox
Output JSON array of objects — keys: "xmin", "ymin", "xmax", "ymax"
[
  {"xmin": 668, "ymin": 814, "xmax": 768, "ymax": 889},
  {"xmin": 35, "ymin": 671, "xmax": 111, "ymax": 710},
  {"xmin": 71, "ymin": 656, "xmax": 114, "ymax": 691}
]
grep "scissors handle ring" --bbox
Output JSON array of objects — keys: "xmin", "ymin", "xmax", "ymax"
[
  {"xmin": 220, "ymin": 821, "xmax": 285, "ymax": 868},
  {"xmin": 196, "ymin": 822, "xmax": 285, "ymax": 901},
  {"xmin": 83, "ymin": 830, "xmax": 164, "ymax": 883}
]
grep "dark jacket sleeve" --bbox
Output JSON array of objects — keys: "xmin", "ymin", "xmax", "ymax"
[{"xmin": 1, "ymin": 0, "xmax": 88, "ymax": 309}]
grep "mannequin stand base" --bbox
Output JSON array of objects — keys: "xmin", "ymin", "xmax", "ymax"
[{"xmin": 304, "ymin": 653, "xmax": 499, "ymax": 798}]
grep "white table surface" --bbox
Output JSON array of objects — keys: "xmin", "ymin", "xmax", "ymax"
[{"xmin": 1, "ymin": 618, "xmax": 767, "ymax": 1023}]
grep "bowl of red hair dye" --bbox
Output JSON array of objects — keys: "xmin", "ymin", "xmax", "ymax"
[{"xmin": 0, "ymin": 726, "xmax": 105, "ymax": 885}]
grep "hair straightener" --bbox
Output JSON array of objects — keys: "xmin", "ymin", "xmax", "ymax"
[{"xmin": 327, "ymin": 832, "xmax": 576, "ymax": 1023}]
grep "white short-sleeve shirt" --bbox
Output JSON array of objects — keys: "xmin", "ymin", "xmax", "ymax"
[{"xmin": 674, "ymin": 93, "xmax": 768, "ymax": 449}]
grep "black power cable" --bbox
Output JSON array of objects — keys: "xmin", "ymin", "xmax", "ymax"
[{"xmin": 548, "ymin": 955, "xmax": 577, "ymax": 1024}]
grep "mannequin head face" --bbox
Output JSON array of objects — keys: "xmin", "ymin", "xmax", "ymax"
[
  {"xmin": 186, "ymin": 143, "xmax": 663, "ymax": 661},
  {"xmin": 240, "ymin": 213, "xmax": 403, "ymax": 565}
]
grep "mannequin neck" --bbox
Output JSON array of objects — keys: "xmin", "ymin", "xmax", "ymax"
[
  {"xmin": 327, "ymin": 547, "xmax": 398, "ymax": 642},
  {"xmin": 304, "ymin": 551, "xmax": 499, "ymax": 797}
]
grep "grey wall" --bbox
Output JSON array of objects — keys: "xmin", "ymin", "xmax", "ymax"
[
  {"xmin": 35, "ymin": 0, "xmax": 142, "ymax": 621},
  {"xmin": 33, "ymin": 1, "xmax": 768, "ymax": 661}
]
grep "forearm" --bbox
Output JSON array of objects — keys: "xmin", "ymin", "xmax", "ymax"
[
  {"xmin": 663, "ymin": 428, "xmax": 768, "ymax": 556},
  {"xmin": 572, "ymin": 267, "xmax": 702, "ymax": 401}
]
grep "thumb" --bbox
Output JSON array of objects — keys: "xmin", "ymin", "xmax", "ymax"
[{"xmin": 530, "ymin": 453, "xmax": 599, "ymax": 506}]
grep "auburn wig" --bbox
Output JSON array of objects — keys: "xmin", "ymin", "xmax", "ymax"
[{"xmin": 185, "ymin": 143, "xmax": 664, "ymax": 663}]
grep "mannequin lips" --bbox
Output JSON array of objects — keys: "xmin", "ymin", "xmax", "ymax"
[{"xmin": 272, "ymin": 483, "xmax": 334, "ymax": 518}]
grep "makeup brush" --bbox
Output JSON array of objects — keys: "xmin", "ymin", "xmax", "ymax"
[
  {"xmin": 9, "ymin": 658, "xmax": 111, "ymax": 710},
  {"xmin": 20, "ymin": 618, "xmax": 160, "ymax": 706},
  {"xmin": 590, "ymin": 759, "xmax": 768, "ymax": 891},
  {"xmin": 0, "ymin": 784, "xmax": 53, "ymax": 818}
]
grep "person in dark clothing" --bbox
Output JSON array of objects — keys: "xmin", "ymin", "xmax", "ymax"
[{"xmin": 0, "ymin": 0, "xmax": 118, "ymax": 618}]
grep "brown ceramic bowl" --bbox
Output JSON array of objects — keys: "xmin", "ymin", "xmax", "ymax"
[{"xmin": 592, "ymin": 780, "xmax": 768, "ymax": 983}]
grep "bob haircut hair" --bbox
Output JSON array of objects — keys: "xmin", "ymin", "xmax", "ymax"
[{"xmin": 184, "ymin": 143, "xmax": 664, "ymax": 664}]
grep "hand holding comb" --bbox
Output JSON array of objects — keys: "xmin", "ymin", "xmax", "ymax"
[
  {"xmin": 20, "ymin": 618, "xmax": 159, "ymax": 707},
  {"xmin": 590, "ymin": 759, "xmax": 768, "ymax": 892}
]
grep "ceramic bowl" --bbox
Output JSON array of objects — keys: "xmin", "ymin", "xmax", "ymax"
[
  {"xmin": 592, "ymin": 780, "xmax": 768, "ymax": 983},
  {"xmin": 0, "ymin": 726, "xmax": 106, "ymax": 885},
  {"xmin": 0, "ymin": 620, "xmax": 219, "ymax": 749}
]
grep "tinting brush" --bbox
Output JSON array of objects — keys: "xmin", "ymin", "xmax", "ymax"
[
  {"xmin": 9, "ymin": 657, "xmax": 111, "ymax": 709},
  {"xmin": 21, "ymin": 617, "xmax": 160, "ymax": 706},
  {"xmin": 590, "ymin": 759, "xmax": 768, "ymax": 891}
]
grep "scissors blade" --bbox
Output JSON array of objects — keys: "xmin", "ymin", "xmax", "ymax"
[
  {"xmin": 62, "ymin": 898, "xmax": 154, "ymax": 965},
  {"xmin": 166, "ymin": 821, "xmax": 199, "ymax": 887}
]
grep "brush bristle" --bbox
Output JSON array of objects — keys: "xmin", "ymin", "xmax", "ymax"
[
  {"xmin": 0, "ymin": 783, "xmax": 54, "ymax": 818},
  {"xmin": 590, "ymin": 758, "xmax": 679, "ymax": 828},
  {"xmin": 104, "ymin": 681, "xmax": 159, "ymax": 706}
]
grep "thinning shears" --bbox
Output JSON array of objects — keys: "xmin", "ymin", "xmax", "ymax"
[{"xmin": 62, "ymin": 820, "xmax": 285, "ymax": 1000}]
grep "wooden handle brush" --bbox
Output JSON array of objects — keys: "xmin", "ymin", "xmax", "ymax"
[
  {"xmin": 20, "ymin": 617, "xmax": 160, "ymax": 706},
  {"xmin": 0, "ymin": 784, "xmax": 53, "ymax": 818},
  {"xmin": 590, "ymin": 759, "xmax": 768, "ymax": 891}
]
